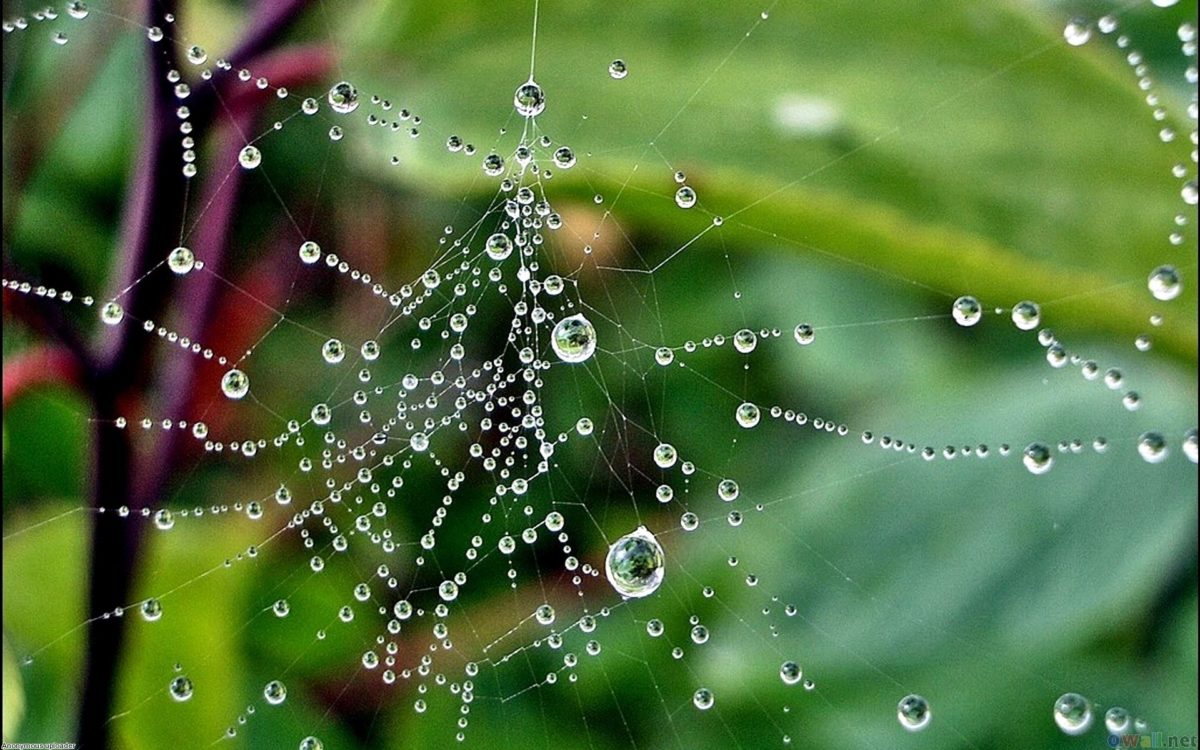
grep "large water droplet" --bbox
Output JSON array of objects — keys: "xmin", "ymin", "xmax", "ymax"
[
  {"xmin": 553, "ymin": 147, "xmax": 576, "ymax": 169},
  {"xmin": 1105, "ymin": 706, "xmax": 1131, "ymax": 734},
  {"xmin": 167, "ymin": 246, "xmax": 195, "ymax": 275},
  {"xmin": 263, "ymin": 679, "xmax": 287, "ymax": 705},
  {"xmin": 1063, "ymin": 19, "xmax": 1092, "ymax": 46},
  {"xmin": 952, "ymin": 295, "xmax": 982, "ymax": 327},
  {"xmin": 140, "ymin": 598, "xmax": 163, "ymax": 621},
  {"xmin": 605, "ymin": 526, "xmax": 665, "ymax": 598},
  {"xmin": 100, "ymin": 301, "xmax": 124, "ymax": 326},
  {"xmin": 1022, "ymin": 442, "xmax": 1053, "ymax": 475},
  {"xmin": 897, "ymin": 694, "xmax": 932, "ymax": 732},
  {"xmin": 551, "ymin": 314, "xmax": 597, "ymax": 363},
  {"xmin": 322, "ymin": 338, "xmax": 345, "ymax": 364},
  {"xmin": 238, "ymin": 145, "xmax": 261, "ymax": 169},
  {"xmin": 1137, "ymin": 431, "xmax": 1169, "ymax": 463},
  {"xmin": 1148, "ymin": 265, "xmax": 1181, "ymax": 301},
  {"xmin": 793, "ymin": 323, "xmax": 815, "ymax": 345},
  {"xmin": 735, "ymin": 402, "xmax": 761, "ymax": 428},
  {"xmin": 486, "ymin": 233, "xmax": 513, "ymax": 260},
  {"xmin": 327, "ymin": 81, "xmax": 359, "ymax": 114},
  {"xmin": 1053, "ymin": 693, "xmax": 1093, "ymax": 736},
  {"xmin": 513, "ymin": 80, "xmax": 546, "ymax": 117},
  {"xmin": 1011, "ymin": 301, "xmax": 1041, "ymax": 331},
  {"xmin": 733, "ymin": 328, "xmax": 757, "ymax": 353},
  {"xmin": 779, "ymin": 661, "xmax": 802, "ymax": 685},
  {"xmin": 169, "ymin": 675, "xmax": 194, "ymax": 702},
  {"xmin": 220, "ymin": 369, "xmax": 249, "ymax": 400}
]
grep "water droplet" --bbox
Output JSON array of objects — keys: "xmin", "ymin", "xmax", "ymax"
[
  {"xmin": 154, "ymin": 509, "xmax": 175, "ymax": 530},
  {"xmin": 551, "ymin": 314, "xmax": 597, "ymax": 363},
  {"xmin": 779, "ymin": 661, "xmax": 802, "ymax": 685},
  {"xmin": 311, "ymin": 402, "xmax": 331, "ymax": 426},
  {"xmin": 952, "ymin": 295, "xmax": 982, "ymax": 327},
  {"xmin": 100, "ymin": 301, "xmax": 124, "ymax": 326},
  {"xmin": 1137, "ymin": 431, "xmax": 1169, "ymax": 463},
  {"xmin": 535, "ymin": 604, "xmax": 555, "ymax": 625},
  {"xmin": 653, "ymin": 443, "xmax": 677, "ymax": 468},
  {"xmin": 733, "ymin": 328, "xmax": 757, "ymax": 353},
  {"xmin": 793, "ymin": 324, "xmax": 815, "ymax": 345},
  {"xmin": 513, "ymin": 80, "xmax": 545, "ymax": 117},
  {"xmin": 299, "ymin": 737, "xmax": 323, "ymax": 750},
  {"xmin": 1022, "ymin": 442, "xmax": 1053, "ymax": 475},
  {"xmin": 608, "ymin": 59, "xmax": 628, "ymax": 79},
  {"xmin": 169, "ymin": 675, "xmax": 194, "ymax": 701},
  {"xmin": 1105, "ymin": 706, "xmax": 1131, "ymax": 734},
  {"xmin": 438, "ymin": 580, "xmax": 459, "ymax": 601},
  {"xmin": 327, "ymin": 81, "xmax": 359, "ymax": 114},
  {"xmin": 167, "ymin": 246, "xmax": 195, "ymax": 275},
  {"xmin": 186, "ymin": 45, "xmax": 208, "ymax": 65},
  {"xmin": 1123, "ymin": 391, "xmax": 1141, "ymax": 411},
  {"xmin": 674, "ymin": 186, "xmax": 697, "ymax": 208},
  {"xmin": 290, "ymin": 242, "xmax": 320, "ymax": 268},
  {"xmin": 220, "ymin": 369, "xmax": 249, "ymax": 400},
  {"xmin": 67, "ymin": 2, "xmax": 89, "ymax": 20},
  {"xmin": 486, "ymin": 232, "xmax": 513, "ymax": 260},
  {"xmin": 238, "ymin": 145, "xmax": 261, "ymax": 169},
  {"xmin": 1064, "ymin": 19, "xmax": 1092, "ymax": 46},
  {"xmin": 692, "ymin": 687, "xmax": 715, "ymax": 710},
  {"xmin": 322, "ymin": 338, "xmax": 345, "ymax": 364},
  {"xmin": 605, "ymin": 526, "xmax": 665, "ymax": 598},
  {"xmin": 141, "ymin": 598, "xmax": 163, "ymax": 621},
  {"xmin": 263, "ymin": 679, "xmax": 287, "ymax": 705},
  {"xmin": 735, "ymin": 402, "xmax": 761, "ymax": 428},
  {"xmin": 553, "ymin": 147, "xmax": 576, "ymax": 169},
  {"xmin": 1011, "ymin": 301, "xmax": 1041, "ymax": 331},
  {"xmin": 1053, "ymin": 693, "xmax": 1093, "ymax": 736},
  {"xmin": 1183, "ymin": 429, "xmax": 1198, "ymax": 463},
  {"xmin": 482, "ymin": 153, "xmax": 505, "ymax": 177},
  {"xmin": 1148, "ymin": 265, "xmax": 1181, "ymax": 301},
  {"xmin": 897, "ymin": 694, "xmax": 932, "ymax": 732}
]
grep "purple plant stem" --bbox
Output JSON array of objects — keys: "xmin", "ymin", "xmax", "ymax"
[{"xmin": 77, "ymin": 1, "xmax": 316, "ymax": 746}]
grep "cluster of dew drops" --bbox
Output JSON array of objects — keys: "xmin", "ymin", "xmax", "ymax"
[{"xmin": 1, "ymin": 2, "xmax": 1197, "ymax": 747}]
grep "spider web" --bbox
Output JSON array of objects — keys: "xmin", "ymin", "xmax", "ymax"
[{"xmin": 2, "ymin": 1, "xmax": 1197, "ymax": 749}]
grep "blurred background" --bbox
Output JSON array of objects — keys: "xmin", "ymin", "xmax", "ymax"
[{"xmin": 3, "ymin": 0, "xmax": 1197, "ymax": 748}]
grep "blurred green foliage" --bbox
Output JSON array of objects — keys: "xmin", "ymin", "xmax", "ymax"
[{"xmin": 2, "ymin": 0, "xmax": 1196, "ymax": 749}]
